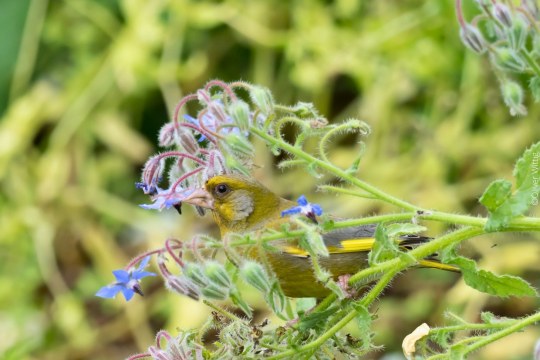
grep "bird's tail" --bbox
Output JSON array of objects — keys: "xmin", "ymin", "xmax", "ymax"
[{"xmin": 399, "ymin": 235, "xmax": 460, "ymax": 273}]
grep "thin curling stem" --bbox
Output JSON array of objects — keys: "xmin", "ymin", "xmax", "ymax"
[
  {"xmin": 170, "ymin": 167, "xmax": 203, "ymax": 193},
  {"xmin": 173, "ymin": 93, "xmax": 198, "ymax": 126},
  {"xmin": 251, "ymin": 126, "xmax": 419, "ymax": 211},
  {"xmin": 204, "ymin": 79, "xmax": 238, "ymax": 102}
]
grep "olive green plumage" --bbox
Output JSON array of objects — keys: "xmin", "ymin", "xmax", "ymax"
[{"xmin": 182, "ymin": 174, "xmax": 458, "ymax": 298}]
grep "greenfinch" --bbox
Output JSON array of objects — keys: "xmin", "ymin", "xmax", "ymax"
[{"xmin": 183, "ymin": 174, "xmax": 457, "ymax": 298}]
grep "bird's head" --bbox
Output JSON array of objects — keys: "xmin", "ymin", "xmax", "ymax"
[{"xmin": 182, "ymin": 174, "xmax": 287, "ymax": 234}]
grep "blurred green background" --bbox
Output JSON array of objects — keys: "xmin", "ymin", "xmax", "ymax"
[{"xmin": 0, "ymin": 0, "xmax": 539, "ymax": 359}]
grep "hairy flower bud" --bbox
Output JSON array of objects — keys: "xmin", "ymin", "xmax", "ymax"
[
  {"xmin": 165, "ymin": 276, "xmax": 200, "ymax": 300},
  {"xmin": 201, "ymin": 283, "xmax": 229, "ymax": 300},
  {"xmin": 459, "ymin": 24, "xmax": 487, "ymax": 54},
  {"xmin": 523, "ymin": 0, "xmax": 539, "ymax": 20},
  {"xmin": 240, "ymin": 262, "xmax": 272, "ymax": 293},
  {"xmin": 139, "ymin": 156, "xmax": 165, "ymax": 194},
  {"xmin": 223, "ymin": 133, "xmax": 254, "ymax": 157},
  {"xmin": 229, "ymin": 100, "xmax": 251, "ymax": 131},
  {"xmin": 491, "ymin": 47, "xmax": 526, "ymax": 72},
  {"xmin": 183, "ymin": 263, "xmax": 208, "ymax": 287},
  {"xmin": 250, "ymin": 86, "xmax": 274, "ymax": 115},
  {"xmin": 204, "ymin": 261, "xmax": 232, "ymax": 288},
  {"xmin": 508, "ymin": 14, "xmax": 529, "ymax": 50},
  {"xmin": 176, "ymin": 126, "xmax": 199, "ymax": 154},
  {"xmin": 267, "ymin": 283, "xmax": 285, "ymax": 313},
  {"xmin": 492, "ymin": 3, "xmax": 512, "ymax": 28},
  {"xmin": 158, "ymin": 123, "xmax": 176, "ymax": 147},
  {"xmin": 292, "ymin": 101, "xmax": 318, "ymax": 118},
  {"xmin": 501, "ymin": 80, "xmax": 527, "ymax": 116}
]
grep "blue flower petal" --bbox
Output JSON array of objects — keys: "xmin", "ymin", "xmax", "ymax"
[
  {"xmin": 184, "ymin": 115, "xmax": 207, "ymax": 142},
  {"xmin": 183, "ymin": 114, "xmax": 197, "ymax": 123},
  {"xmin": 281, "ymin": 207, "xmax": 302, "ymax": 217},
  {"xmin": 164, "ymin": 198, "xmax": 180, "ymax": 208},
  {"xmin": 96, "ymin": 284, "xmax": 123, "ymax": 299},
  {"xmin": 312, "ymin": 204, "xmax": 323, "ymax": 216},
  {"xmin": 112, "ymin": 269, "xmax": 130, "ymax": 283},
  {"xmin": 133, "ymin": 271, "xmax": 156, "ymax": 280},
  {"xmin": 121, "ymin": 287, "xmax": 135, "ymax": 301},
  {"xmin": 297, "ymin": 195, "xmax": 308, "ymax": 206},
  {"xmin": 138, "ymin": 256, "xmax": 151, "ymax": 270}
]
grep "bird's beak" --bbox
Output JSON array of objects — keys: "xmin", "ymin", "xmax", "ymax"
[{"xmin": 183, "ymin": 188, "xmax": 214, "ymax": 210}]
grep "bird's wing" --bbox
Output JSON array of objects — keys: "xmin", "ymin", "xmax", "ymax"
[
  {"xmin": 281, "ymin": 224, "xmax": 432, "ymax": 256},
  {"xmin": 280, "ymin": 224, "xmax": 380, "ymax": 256},
  {"xmin": 279, "ymin": 225, "xmax": 459, "ymax": 272}
]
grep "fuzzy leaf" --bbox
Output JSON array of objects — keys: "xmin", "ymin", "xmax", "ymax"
[
  {"xmin": 387, "ymin": 223, "xmax": 427, "ymax": 237},
  {"xmin": 298, "ymin": 306, "xmax": 338, "ymax": 331},
  {"xmin": 480, "ymin": 142, "xmax": 540, "ymax": 231},
  {"xmin": 529, "ymin": 76, "xmax": 540, "ymax": 102},
  {"xmin": 230, "ymin": 291, "xmax": 252, "ymax": 317},
  {"xmin": 449, "ymin": 256, "xmax": 537, "ymax": 297},
  {"xmin": 479, "ymin": 179, "xmax": 512, "ymax": 212},
  {"xmin": 368, "ymin": 224, "xmax": 401, "ymax": 265}
]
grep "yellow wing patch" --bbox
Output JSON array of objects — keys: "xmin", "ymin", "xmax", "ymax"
[{"xmin": 282, "ymin": 238, "xmax": 376, "ymax": 257}]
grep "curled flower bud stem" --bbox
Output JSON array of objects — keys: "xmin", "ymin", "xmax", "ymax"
[
  {"xmin": 125, "ymin": 249, "xmax": 163, "ymax": 270},
  {"xmin": 197, "ymin": 109, "xmax": 225, "ymax": 139},
  {"xmin": 126, "ymin": 353, "xmax": 152, "ymax": 360},
  {"xmin": 204, "ymin": 79, "xmax": 237, "ymax": 102},
  {"xmin": 154, "ymin": 151, "xmax": 207, "ymax": 166},
  {"xmin": 164, "ymin": 238, "xmax": 185, "ymax": 267},
  {"xmin": 155, "ymin": 330, "xmax": 173, "ymax": 348},
  {"xmin": 180, "ymin": 122, "xmax": 218, "ymax": 145},
  {"xmin": 455, "ymin": 0, "xmax": 467, "ymax": 27},
  {"xmin": 173, "ymin": 93, "xmax": 198, "ymax": 127},
  {"xmin": 170, "ymin": 166, "xmax": 204, "ymax": 193}
]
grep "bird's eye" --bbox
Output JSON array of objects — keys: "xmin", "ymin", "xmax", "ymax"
[{"xmin": 214, "ymin": 183, "xmax": 230, "ymax": 196}]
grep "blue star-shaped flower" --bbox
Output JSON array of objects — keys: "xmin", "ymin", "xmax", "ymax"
[
  {"xmin": 96, "ymin": 256, "xmax": 156, "ymax": 301},
  {"xmin": 281, "ymin": 195, "xmax": 323, "ymax": 223},
  {"xmin": 139, "ymin": 187, "xmax": 194, "ymax": 211}
]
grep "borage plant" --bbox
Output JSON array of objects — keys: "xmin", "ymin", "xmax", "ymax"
[
  {"xmin": 97, "ymin": 80, "xmax": 540, "ymax": 359},
  {"xmin": 456, "ymin": 0, "xmax": 540, "ymax": 115}
]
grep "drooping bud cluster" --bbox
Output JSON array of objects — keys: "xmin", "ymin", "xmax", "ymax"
[
  {"xmin": 126, "ymin": 330, "xmax": 204, "ymax": 360},
  {"xmin": 456, "ymin": 0, "xmax": 540, "ymax": 116},
  {"xmin": 136, "ymin": 80, "xmax": 330, "ymax": 212}
]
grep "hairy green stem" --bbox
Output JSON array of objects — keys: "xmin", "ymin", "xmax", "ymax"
[
  {"xmin": 520, "ymin": 49, "xmax": 540, "ymax": 78},
  {"xmin": 267, "ymin": 271, "xmax": 397, "ymax": 359},
  {"xmin": 251, "ymin": 126, "xmax": 418, "ymax": 211},
  {"xmin": 461, "ymin": 311, "xmax": 540, "ymax": 356},
  {"xmin": 349, "ymin": 227, "xmax": 484, "ymax": 286}
]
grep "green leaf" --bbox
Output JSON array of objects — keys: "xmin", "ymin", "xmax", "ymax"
[
  {"xmin": 479, "ymin": 179, "xmax": 512, "ymax": 212},
  {"xmin": 296, "ymin": 298, "xmax": 317, "ymax": 315},
  {"xmin": 449, "ymin": 256, "xmax": 537, "ymax": 297},
  {"xmin": 230, "ymin": 291, "xmax": 253, "ymax": 317},
  {"xmin": 480, "ymin": 142, "xmax": 540, "ymax": 231},
  {"xmin": 298, "ymin": 224, "xmax": 329, "ymax": 257},
  {"xmin": 298, "ymin": 306, "xmax": 338, "ymax": 331},
  {"xmin": 368, "ymin": 224, "xmax": 397, "ymax": 265},
  {"xmin": 352, "ymin": 303, "xmax": 374, "ymax": 352},
  {"xmin": 386, "ymin": 223, "xmax": 427, "ymax": 237},
  {"xmin": 528, "ymin": 76, "xmax": 540, "ymax": 102},
  {"xmin": 368, "ymin": 224, "xmax": 419, "ymax": 265}
]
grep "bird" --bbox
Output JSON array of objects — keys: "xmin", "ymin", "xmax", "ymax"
[{"xmin": 182, "ymin": 174, "xmax": 458, "ymax": 298}]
